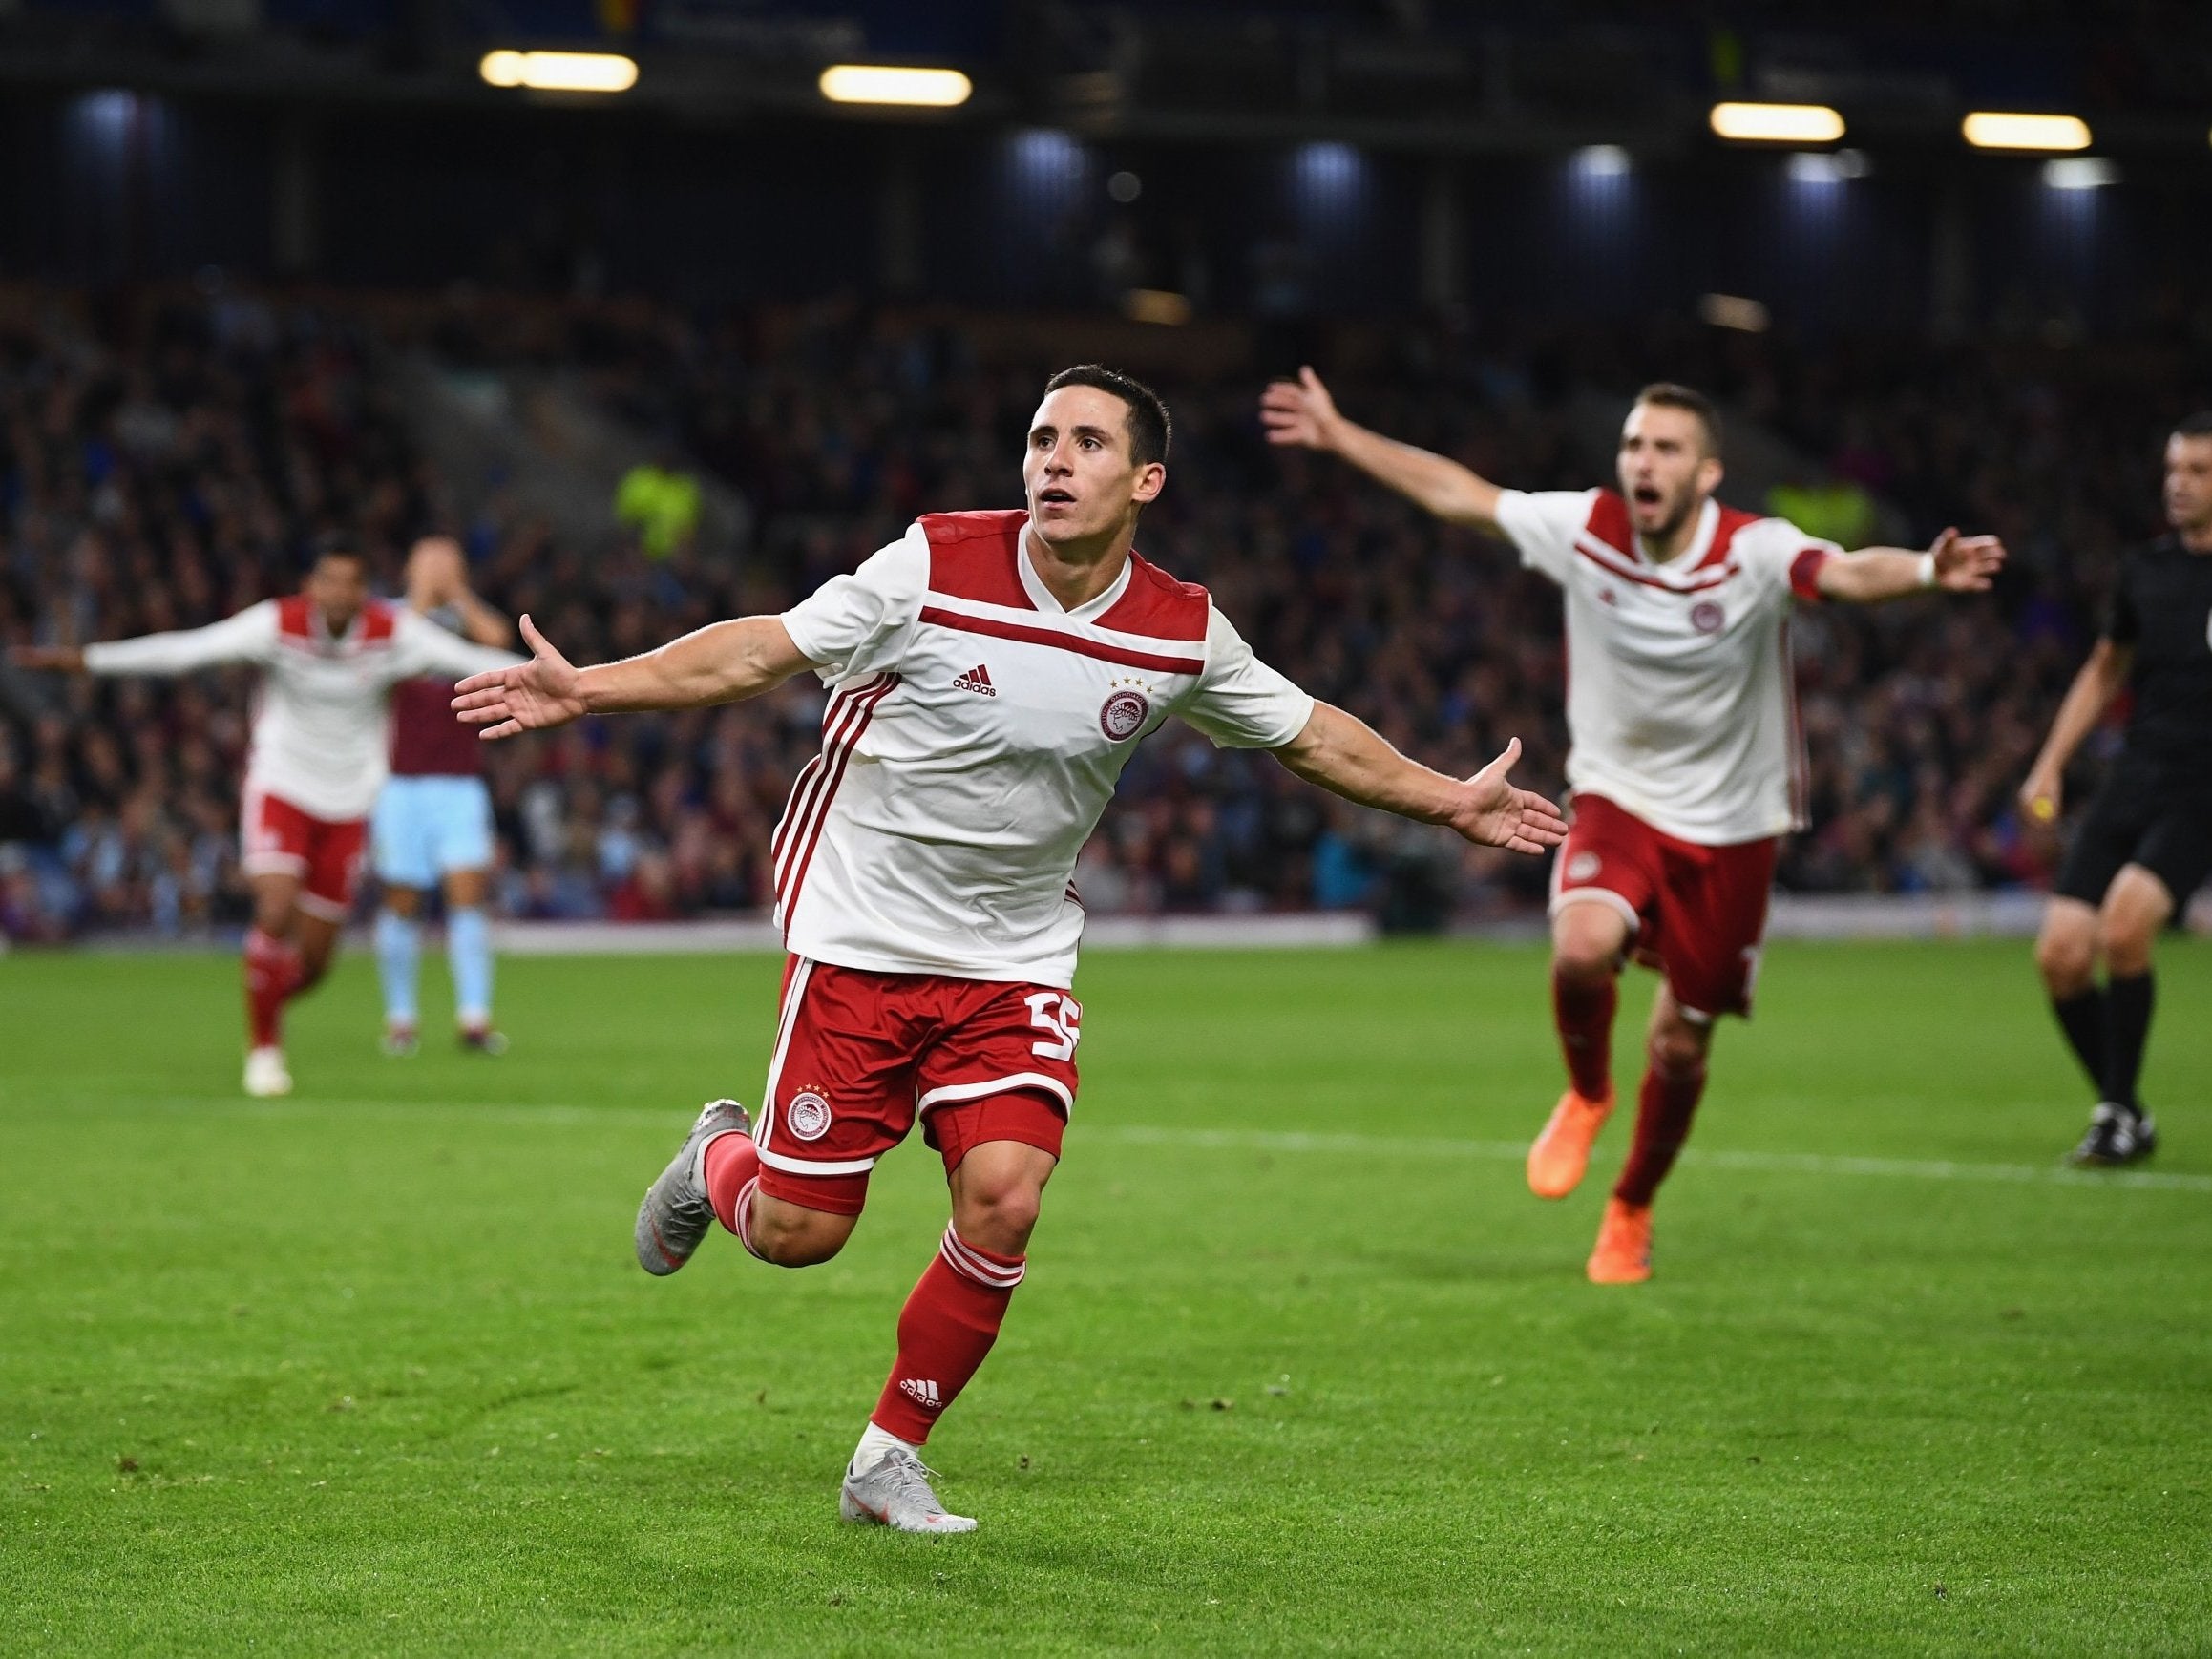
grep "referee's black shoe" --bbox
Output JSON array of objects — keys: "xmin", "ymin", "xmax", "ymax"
[{"xmin": 2069, "ymin": 1102, "xmax": 2159, "ymax": 1167}]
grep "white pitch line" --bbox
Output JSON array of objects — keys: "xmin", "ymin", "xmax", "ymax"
[{"xmin": 9, "ymin": 1091, "xmax": 2208, "ymax": 1195}]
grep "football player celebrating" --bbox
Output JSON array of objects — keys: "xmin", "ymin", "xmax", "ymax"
[
  {"xmin": 2022, "ymin": 413, "xmax": 2212, "ymax": 1166},
  {"xmin": 14, "ymin": 539, "xmax": 518, "ymax": 1095},
  {"xmin": 1262, "ymin": 368, "xmax": 2003, "ymax": 1283},
  {"xmin": 454, "ymin": 366, "xmax": 1566, "ymax": 1533}
]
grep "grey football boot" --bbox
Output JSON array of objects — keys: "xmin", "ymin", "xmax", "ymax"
[
  {"xmin": 634, "ymin": 1099, "xmax": 751, "ymax": 1276},
  {"xmin": 839, "ymin": 1447, "xmax": 979, "ymax": 1534}
]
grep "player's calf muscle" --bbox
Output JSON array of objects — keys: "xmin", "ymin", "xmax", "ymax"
[{"xmin": 746, "ymin": 1194, "xmax": 854, "ymax": 1266}]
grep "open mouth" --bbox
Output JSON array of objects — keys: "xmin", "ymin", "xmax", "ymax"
[
  {"xmin": 1633, "ymin": 484, "xmax": 1663, "ymax": 509},
  {"xmin": 1037, "ymin": 488, "xmax": 1076, "ymax": 507}
]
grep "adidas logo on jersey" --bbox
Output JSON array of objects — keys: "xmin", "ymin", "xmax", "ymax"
[
  {"xmin": 898, "ymin": 1377, "xmax": 943, "ymax": 1410},
  {"xmin": 952, "ymin": 664, "xmax": 998, "ymax": 697}
]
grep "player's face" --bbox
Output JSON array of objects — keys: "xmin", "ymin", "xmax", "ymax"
[
  {"xmin": 1617, "ymin": 404, "xmax": 1723, "ymax": 543},
  {"xmin": 306, "ymin": 554, "xmax": 369, "ymax": 633},
  {"xmin": 2163, "ymin": 434, "xmax": 2212, "ymax": 536},
  {"xmin": 1022, "ymin": 386, "xmax": 1166, "ymax": 547},
  {"xmin": 406, "ymin": 537, "xmax": 465, "ymax": 609}
]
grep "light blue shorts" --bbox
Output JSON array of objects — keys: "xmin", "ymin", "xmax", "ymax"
[{"xmin": 372, "ymin": 775, "xmax": 495, "ymax": 889}]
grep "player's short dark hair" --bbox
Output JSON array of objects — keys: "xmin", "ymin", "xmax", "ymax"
[
  {"xmin": 306, "ymin": 531, "xmax": 364, "ymax": 569},
  {"xmin": 2173, "ymin": 411, "xmax": 2212, "ymax": 442},
  {"xmin": 1043, "ymin": 364, "xmax": 1172, "ymax": 468},
  {"xmin": 1633, "ymin": 383, "xmax": 1723, "ymax": 458}
]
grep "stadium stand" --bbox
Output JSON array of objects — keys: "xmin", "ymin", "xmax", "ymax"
[{"xmin": 2, "ymin": 282, "xmax": 2205, "ymax": 937}]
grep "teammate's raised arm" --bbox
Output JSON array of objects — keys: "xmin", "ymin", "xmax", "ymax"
[
  {"xmin": 452, "ymin": 612, "xmax": 814, "ymax": 740},
  {"xmin": 1260, "ymin": 367, "xmax": 1506, "ymax": 531},
  {"xmin": 1272, "ymin": 704, "xmax": 1566, "ymax": 857},
  {"xmin": 1814, "ymin": 525, "xmax": 2007, "ymax": 604}
]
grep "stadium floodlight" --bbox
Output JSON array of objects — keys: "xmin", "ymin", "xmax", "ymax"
[
  {"xmin": 1710, "ymin": 102, "xmax": 1844, "ymax": 144},
  {"xmin": 818, "ymin": 65, "xmax": 973, "ymax": 108},
  {"xmin": 479, "ymin": 51, "xmax": 638, "ymax": 94},
  {"xmin": 1962, "ymin": 112, "xmax": 2091, "ymax": 152},
  {"xmin": 2043, "ymin": 158, "xmax": 2118, "ymax": 190}
]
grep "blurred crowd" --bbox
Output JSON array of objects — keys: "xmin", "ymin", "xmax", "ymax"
[{"xmin": 1, "ymin": 283, "xmax": 2201, "ymax": 939}]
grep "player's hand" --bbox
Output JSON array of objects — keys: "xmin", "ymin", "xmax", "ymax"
[
  {"xmin": 1930, "ymin": 527, "xmax": 2005, "ymax": 592},
  {"xmin": 451, "ymin": 614, "xmax": 586, "ymax": 740},
  {"xmin": 1447, "ymin": 738, "xmax": 1569, "ymax": 855},
  {"xmin": 1259, "ymin": 367, "xmax": 1343, "ymax": 452},
  {"xmin": 2018, "ymin": 767, "xmax": 2062, "ymax": 828},
  {"xmin": 9, "ymin": 644, "xmax": 85, "ymax": 672}
]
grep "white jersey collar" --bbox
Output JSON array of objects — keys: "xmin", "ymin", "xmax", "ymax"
[
  {"xmin": 1637, "ymin": 496, "xmax": 1719, "ymax": 573},
  {"xmin": 1016, "ymin": 520, "xmax": 1134, "ymax": 620}
]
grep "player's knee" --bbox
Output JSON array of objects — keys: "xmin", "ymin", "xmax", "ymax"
[
  {"xmin": 951, "ymin": 1177, "xmax": 1043, "ymax": 1255},
  {"xmin": 2098, "ymin": 916, "xmax": 2156, "ymax": 976},
  {"xmin": 1552, "ymin": 912, "xmax": 1624, "ymax": 982},
  {"xmin": 2033, "ymin": 926, "xmax": 2095, "ymax": 992},
  {"xmin": 1648, "ymin": 1023, "xmax": 1708, "ymax": 1078}
]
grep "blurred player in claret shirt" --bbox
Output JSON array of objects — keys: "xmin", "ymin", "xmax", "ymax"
[
  {"xmin": 452, "ymin": 366, "xmax": 1566, "ymax": 1534},
  {"xmin": 1263, "ymin": 370, "xmax": 2006, "ymax": 1284},
  {"xmin": 11, "ymin": 538, "xmax": 520, "ymax": 1098},
  {"xmin": 371, "ymin": 537, "xmax": 516, "ymax": 1058},
  {"xmin": 2022, "ymin": 414, "xmax": 2212, "ymax": 1167}
]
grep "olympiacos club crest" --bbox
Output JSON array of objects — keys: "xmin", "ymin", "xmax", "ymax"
[
  {"xmin": 785, "ymin": 1091, "xmax": 832, "ymax": 1141},
  {"xmin": 1100, "ymin": 687, "xmax": 1149, "ymax": 740}
]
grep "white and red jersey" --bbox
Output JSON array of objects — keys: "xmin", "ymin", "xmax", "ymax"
[
  {"xmin": 84, "ymin": 597, "xmax": 518, "ymax": 822},
  {"xmin": 1494, "ymin": 488, "xmax": 1840, "ymax": 845},
  {"xmin": 775, "ymin": 510, "xmax": 1315, "ymax": 987}
]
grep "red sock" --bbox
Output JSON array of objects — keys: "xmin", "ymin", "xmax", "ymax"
[
  {"xmin": 702, "ymin": 1131, "xmax": 765, "ymax": 1256},
  {"xmin": 1613, "ymin": 1044, "xmax": 1708, "ymax": 1207},
  {"xmin": 870, "ymin": 1227, "xmax": 1024, "ymax": 1445},
  {"xmin": 243, "ymin": 928, "xmax": 301, "ymax": 1049},
  {"xmin": 1552, "ymin": 966, "xmax": 1618, "ymax": 1101}
]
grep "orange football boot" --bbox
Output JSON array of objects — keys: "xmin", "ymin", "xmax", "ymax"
[
  {"xmin": 1586, "ymin": 1197, "xmax": 1653, "ymax": 1284},
  {"xmin": 1526, "ymin": 1086, "xmax": 1614, "ymax": 1199}
]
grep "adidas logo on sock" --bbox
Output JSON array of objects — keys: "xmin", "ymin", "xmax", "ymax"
[
  {"xmin": 952, "ymin": 664, "xmax": 997, "ymax": 697},
  {"xmin": 897, "ymin": 1377, "xmax": 943, "ymax": 1410}
]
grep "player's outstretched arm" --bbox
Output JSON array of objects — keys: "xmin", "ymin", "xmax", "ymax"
[
  {"xmin": 452, "ymin": 612, "xmax": 814, "ymax": 740},
  {"xmin": 2019, "ymin": 639, "xmax": 2132, "ymax": 824},
  {"xmin": 1272, "ymin": 704, "xmax": 1567, "ymax": 855},
  {"xmin": 1260, "ymin": 367, "xmax": 1505, "ymax": 531},
  {"xmin": 1816, "ymin": 527, "xmax": 2006, "ymax": 603},
  {"xmin": 11, "ymin": 605, "xmax": 277, "ymax": 677}
]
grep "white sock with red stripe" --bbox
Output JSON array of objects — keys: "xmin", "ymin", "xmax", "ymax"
[{"xmin": 868, "ymin": 1225, "xmax": 1027, "ymax": 1444}]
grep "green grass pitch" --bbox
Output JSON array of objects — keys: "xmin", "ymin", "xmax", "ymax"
[{"xmin": 3, "ymin": 937, "xmax": 2209, "ymax": 1655}]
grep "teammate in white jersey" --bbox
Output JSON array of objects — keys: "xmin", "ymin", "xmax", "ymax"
[
  {"xmin": 1262, "ymin": 371, "xmax": 2003, "ymax": 1284},
  {"xmin": 453, "ymin": 365, "xmax": 1567, "ymax": 1533},
  {"xmin": 14, "ymin": 541, "xmax": 517, "ymax": 1096}
]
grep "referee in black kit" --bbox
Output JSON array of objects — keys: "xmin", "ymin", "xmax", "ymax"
[{"xmin": 2024, "ymin": 413, "xmax": 2212, "ymax": 1166}]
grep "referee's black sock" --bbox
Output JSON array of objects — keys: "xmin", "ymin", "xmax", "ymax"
[
  {"xmin": 2100, "ymin": 972, "xmax": 2156, "ymax": 1114},
  {"xmin": 2050, "ymin": 987, "xmax": 2107, "ymax": 1095}
]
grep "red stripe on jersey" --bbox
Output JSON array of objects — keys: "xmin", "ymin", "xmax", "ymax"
[
  {"xmin": 1696, "ymin": 504, "xmax": 1763, "ymax": 571},
  {"xmin": 275, "ymin": 595, "xmax": 397, "ymax": 643},
  {"xmin": 1586, "ymin": 489, "xmax": 1634, "ymax": 556},
  {"xmin": 920, "ymin": 511, "xmax": 1033, "ymax": 609},
  {"xmin": 1094, "ymin": 553, "xmax": 1209, "ymax": 641},
  {"xmin": 1781, "ymin": 617, "xmax": 1811, "ymax": 829},
  {"xmin": 918, "ymin": 607, "xmax": 1206, "ymax": 675},
  {"xmin": 771, "ymin": 674, "xmax": 891, "ymax": 872},
  {"xmin": 1571, "ymin": 540, "xmax": 1735, "ymax": 594},
  {"xmin": 775, "ymin": 674, "xmax": 901, "ymax": 925}
]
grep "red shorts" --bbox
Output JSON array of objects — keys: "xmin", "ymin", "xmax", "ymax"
[
  {"xmin": 753, "ymin": 956, "xmax": 1080, "ymax": 1216},
  {"xmin": 1550, "ymin": 793, "xmax": 1779, "ymax": 1019},
  {"xmin": 241, "ymin": 786, "xmax": 369, "ymax": 921}
]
